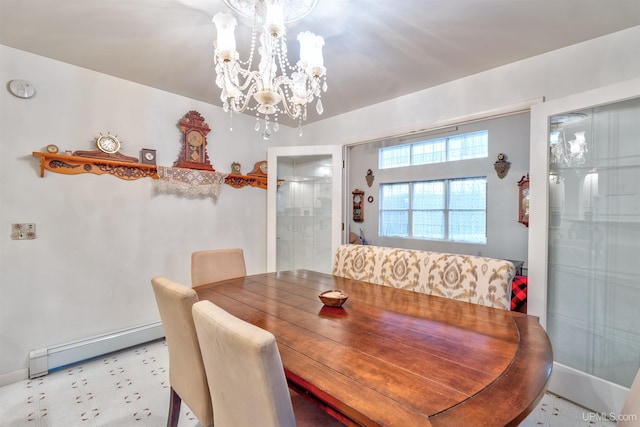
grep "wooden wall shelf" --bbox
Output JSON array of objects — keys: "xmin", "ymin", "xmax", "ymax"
[
  {"xmin": 33, "ymin": 152, "xmax": 157, "ymax": 180},
  {"xmin": 32, "ymin": 152, "xmax": 267, "ymax": 189},
  {"xmin": 225, "ymin": 173, "xmax": 267, "ymax": 190}
]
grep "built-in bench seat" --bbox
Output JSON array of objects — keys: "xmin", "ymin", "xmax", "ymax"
[{"xmin": 332, "ymin": 244, "xmax": 516, "ymax": 311}]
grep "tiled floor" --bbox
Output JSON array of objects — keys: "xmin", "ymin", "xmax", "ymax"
[
  {"xmin": 519, "ymin": 393, "xmax": 616, "ymax": 427},
  {"xmin": 0, "ymin": 339, "xmax": 616, "ymax": 427}
]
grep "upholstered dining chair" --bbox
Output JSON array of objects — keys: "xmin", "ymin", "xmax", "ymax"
[
  {"xmin": 618, "ymin": 368, "xmax": 640, "ymax": 427},
  {"xmin": 192, "ymin": 300, "xmax": 345, "ymax": 427},
  {"xmin": 150, "ymin": 276, "xmax": 213, "ymax": 427},
  {"xmin": 191, "ymin": 248, "xmax": 247, "ymax": 287}
]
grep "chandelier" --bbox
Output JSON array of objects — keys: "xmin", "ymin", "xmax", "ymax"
[{"xmin": 212, "ymin": 0, "xmax": 327, "ymax": 139}]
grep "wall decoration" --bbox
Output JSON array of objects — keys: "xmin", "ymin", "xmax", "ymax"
[
  {"xmin": 96, "ymin": 133, "xmax": 121, "ymax": 154},
  {"xmin": 517, "ymin": 174, "xmax": 530, "ymax": 227},
  {"xmin": 247, "ymin": 160, "xmax": 268, "ymax": 177},
  {"xmin": 493, "ymin": 153, "xmax": 511, "ymax": 179},
  {"xmin": 352, "ymin": 189, "xmax": 364, "ymax": 222},
  {"xmin": 173, "ymin": 110, "xmax": 214, "ymax": 171},
  {"xmin": 366, "ymin": 169, "xmax": 375, "ymax": 187},
  {"xmin": 31, "ymin": 151, "xmax": 267, "ymax": 190},
  {"xmin": 154, "ymin": 166, "xmax": 227, "ymax": 200},
  {"xmin": 29, "ymin": 111, "xmax": 272, "ymax": 193},
  {"xmin": 141, "ymin": 149, "xmax": 156, "ymax": 165},
  {"xmin": 73, "ymin": 133, "xmax": 139, "ymax": 163},
  {"xmin": 32, "ymin": 151, "xmax": 157, "ymax": 180}
]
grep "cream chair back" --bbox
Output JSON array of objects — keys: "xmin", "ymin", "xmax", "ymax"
[
  {"xmin": 150, "ymin": 276, "xmax": 213, "ymax": 427},
  {"xmin": 191, "ymin": 248, "xmax": 247, "ymax": 287},
  {"xmin": 618, "ymin": 369, "xmax": 640, "ymax": 427},
  {"xmin": 192, "ymin": 300, "xmax": 296, "ymax": 427}
]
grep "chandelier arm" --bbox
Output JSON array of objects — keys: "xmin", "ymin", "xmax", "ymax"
[
  {"xmin": 280, "ymin": 100, "xmax": 302, "ymax": 120},
  {"xmin": 276, "ymin": 73, "xmax": 319, "ymax": 101},
  {"xmin": 218, "ymin": 59, "xmax": 264, "ymax": 93},
  {"xmin": 229, "ymin": 82, "xmax": 259, "ymax": 114},
  {"xmin": 269, "ymin": 84, "xmax": 302, "ymax": 120},
  {"xmin": 234, "ymin": 69, "xmax": 263, "ymax": 92}
]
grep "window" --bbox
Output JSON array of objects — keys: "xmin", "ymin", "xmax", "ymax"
[
  {"xmin": 379, "ymin": 130, "xmax": 488, "ymax": 169},
  {"xmin": 349, "ymin": 111, "xmax": 530, "ymax": 253},
  {"xmin": 379, "ymin": 177, "xmax": 486, "ymax": 243}
]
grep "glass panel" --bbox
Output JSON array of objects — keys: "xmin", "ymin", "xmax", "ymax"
[
  {"xmin": 448, "ymin": 177, "xmax": 486, "ymax": 243},
  {"xmin": 412, "ymin": 138, "xmax": 446, "ymax": 165},
  {"xmin": 380, "ymin": 183, "xmax": 410, "ymax": 209},
  {"xmin": 412, "ymin": 181, "xmax": 444, "ymax": 209},
  {"xmin": 449, "ymin": 177, "xmax": 486, "ymax": 209},
  {"xmin": 379, "ymin": 210, "xmax": 408, "ymax": 237},
  {"xmin": 547, "ymin": 97, "xmax": 640, "ymax": 389},
  {"xmin": 379, "ymin": 183, "xmax": 409, "ymax": 237},
  {"xmin": 379, "ymin": 145, "xmax": 410, "ymax": 169},
  {"xmin": 276, "ymin": 155, "xmax": 333, "ymax": 273},
  {"xmin": 448, "ymin": 130, "xmax": 489, "ymax": 161},
  {"xmin": 449, "ymin": 210, "xmax": 486, "ymax": 243},
  {"xmin": 379, "ymin": 130, "xmax": 488, "ymax": 169},
  {"xmin": 413, "ymin": 211, "xmax": 444, "ymax": 239}
]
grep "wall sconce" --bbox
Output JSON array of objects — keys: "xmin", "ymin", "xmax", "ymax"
[{"xmin": 494, "ymin": 153, "xmax": 510, "ymax": 179}]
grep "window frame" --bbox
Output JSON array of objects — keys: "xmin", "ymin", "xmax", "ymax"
[
  {"xmin": 379, "ymin": 176, "xmax": 487, "ymax": 243},
  {"xmin": 378, "ymin": 129, "xmax": 488, "ymax": 170}
]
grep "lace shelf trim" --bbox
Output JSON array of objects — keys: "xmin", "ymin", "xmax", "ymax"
[{"xmin": 154, "ymin": 166, "xmax": 228, "ymax": 199}]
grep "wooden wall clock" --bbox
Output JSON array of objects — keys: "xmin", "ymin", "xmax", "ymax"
[
  {"xmin": 173, "ymin": 110, "xmax": 214, "ymax": 171},
  {"xmin": 517, "ymin": 174, "xmax": 530, "ymax": 227},
  {"xmin": 352, "ymin": 189, "xmax": 364, "ymax": 222}
]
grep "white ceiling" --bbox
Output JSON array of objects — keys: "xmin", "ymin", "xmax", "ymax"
[{"xmin": 1, "ymin": 0, "xmax": 639, "ymax": 127}]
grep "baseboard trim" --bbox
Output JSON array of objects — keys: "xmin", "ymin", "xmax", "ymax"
[
  {"xmin": 548, "ymin": 362, "xmax": 629, "ymax": 416},
  {"xmin": 0, "ymin": 368, "xmax": 29, "ymax": 387},
  {"xmin": 28, "ymin": 321, "xmax": 164, "ymax": 379}
]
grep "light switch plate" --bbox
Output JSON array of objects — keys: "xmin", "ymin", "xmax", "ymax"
[{"xmin": 11, "ymin": 223, "xmax": 36, "ymax": 240}]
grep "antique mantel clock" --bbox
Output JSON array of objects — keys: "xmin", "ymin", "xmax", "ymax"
[
  {"xmin": 173, "ymin": 110, "xmax": 214, "ymax": 171},
  {"xmin": 247, "ymin": 160, "xmax": 268, "ymax": 177}
]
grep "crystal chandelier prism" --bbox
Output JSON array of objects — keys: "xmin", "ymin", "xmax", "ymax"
[{"xmin": 213, "ymin": 0, "xmax": 327, "ymax": 139}]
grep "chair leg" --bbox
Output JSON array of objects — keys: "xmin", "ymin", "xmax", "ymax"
[{"xmin": 167, "ymin": 387, "xmax": 182, "ymax": 427}]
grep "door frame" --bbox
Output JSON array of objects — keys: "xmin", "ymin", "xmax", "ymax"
[{"xmin": 267, "ymin": 145, "xmax": 344, "ymax": 273}]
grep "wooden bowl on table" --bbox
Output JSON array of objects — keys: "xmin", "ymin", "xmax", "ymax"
[{"xmin": 319, "ymin": 290, "xmax": 349, "ymax": 307}]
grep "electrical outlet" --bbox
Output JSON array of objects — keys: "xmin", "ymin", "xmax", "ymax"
[{"xmin": 11, "ymin": 223, "xmax": 36, "ymax": 240}]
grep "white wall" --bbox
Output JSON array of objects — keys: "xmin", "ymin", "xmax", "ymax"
[
  {"xmin": 300, "ymin": 26, "xmax": 640, "ymax": 146},
  {"xmin": 2, "ymin": 24, "xmax": 639, "ymax": 384},
  {"xmin": 0, "ymin": 46, "xmax": 298, "ymax": 382}
]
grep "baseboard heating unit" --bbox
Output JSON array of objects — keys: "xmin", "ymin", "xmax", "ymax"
[{"xmin": 28, "ymin": 321, "xmax": 164, "ymax": 378}]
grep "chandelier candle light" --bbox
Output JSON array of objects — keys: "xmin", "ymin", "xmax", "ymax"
[{"xmin": 213, "ymin": 0, "xmax": 327, "ymax": 139}]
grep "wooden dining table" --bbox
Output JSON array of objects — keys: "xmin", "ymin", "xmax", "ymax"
[{"xmin": 194, "ymin": 270, "xmax": 552, "ymax": 427}]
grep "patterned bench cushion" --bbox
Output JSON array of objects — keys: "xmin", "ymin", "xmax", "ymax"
[{"xmin": 333, "ymin": 244, "xmax": 515, "ymax": 310}]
